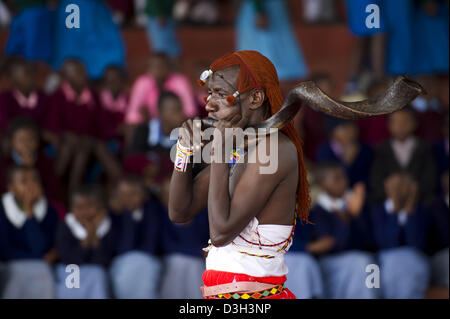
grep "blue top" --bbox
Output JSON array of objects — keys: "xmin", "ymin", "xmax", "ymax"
[
  {"xmin": 309, "ymin": 204, "xmax": 374, "ymax": 255},
  {"xmin": 317, "ymin": 142, "xmax": 374, "ymax": 187},
  {"xmin": 55, "ymin": 214, "xmax": 117, "ymax": 267},
  {"xmin": 289, "ymin": 217, "xmax": 314, "ymax": 252},
  {"xmin": 427, "ymin": 197, "xmax": 449, "ymax": 254},
  {"xmin": 112, "ymin": 196, "xmax": 165, "ymax": 256},
  {"xmin": 0, "ymin": 198, "xmax": 58, "ymax": 261},
  {"xmin": 161, "ymin": 208, "xmax": 210, "ymax": 258},
  {"xmin": 370, "ymin": 201, "xmax": 430, "ymax": 251}
]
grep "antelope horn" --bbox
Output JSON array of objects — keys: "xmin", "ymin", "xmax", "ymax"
[{"xmin": 202, "ymin": 76, "xmax": 425, "ymax": 133}]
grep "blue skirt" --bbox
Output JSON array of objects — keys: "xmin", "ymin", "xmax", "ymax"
[
  {"xmin": 146, "ymin": 17, "xmax": 181, "ymax": 57},
  {"xmin": 52, "ymin": 0, "xmax": 126, "ymax": 79},
  {"xmin": 6, "ymin": 6, "xmax": 53, "ymax": 63},
  {"xmin": 236, "ymin": 0, "xmax": 307, "ymax": 81},
  {"xmin": 372, "ymin": 0, "xmax": 448, "ymax": 75}
]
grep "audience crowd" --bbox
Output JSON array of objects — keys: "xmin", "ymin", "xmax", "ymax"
[{"xmin": 0, "ymin": 0, "xmax": 448, "ymax": 299}]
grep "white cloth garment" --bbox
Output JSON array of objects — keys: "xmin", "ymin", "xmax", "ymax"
[{"xmin": 205, "ymin": 217, "xmax": 294, "ymax": 277}]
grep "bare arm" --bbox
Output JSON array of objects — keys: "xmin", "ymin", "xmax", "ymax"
[
  {"xmin": 208, "ymin": 136, "xmax": 296, "ymax": 246},
  {"xmin": 168, "ymin": 164, "xmax": 210, "ymax": 223},
  {"xmin": 306, "ymin": 236, "xmax": 336, "ymax": 255},
  {"xmin": 168, "ymin": 118, "xmax": 209, "ymax": 223}
]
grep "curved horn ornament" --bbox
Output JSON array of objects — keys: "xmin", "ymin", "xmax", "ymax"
[{"xmin": 202, "ymin": 76, "xmax": 425, "ymax": 135}]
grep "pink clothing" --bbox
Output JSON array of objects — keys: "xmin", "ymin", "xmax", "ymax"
[
  {"xmin": 124, "ymin": 73, "xmax": 197, "ymax": 124},
  {"xmin": 98, "ymin": 89, "xmax": 128, "ymax": 140},
  {"xmin": 45, "ymin": 83, "xmax": 99, "ymax": 136}
]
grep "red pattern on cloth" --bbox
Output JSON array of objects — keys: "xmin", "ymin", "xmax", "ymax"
[{"xmin": 202, "ymin": 270, "xmax": 296, "ymax": 299}]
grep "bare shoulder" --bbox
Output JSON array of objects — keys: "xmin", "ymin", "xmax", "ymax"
[
  {"xmin": 248, "ymin": 131, "xmax": 298, "ymax": 177},
  {"xmin": 278, "ymin": 132, "xmax": 299, "ymax": 170}
]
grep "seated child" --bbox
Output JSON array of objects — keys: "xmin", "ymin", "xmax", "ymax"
[
  {"xmin": 158, "ymin": 176, "xmax": 210, "ymax": 299},
  {"xmin": 371, "ymin": 171, "xmax": 431, "ymax": 298},
  {"xmin": 0, "ymin": 118, "xmax": 63, "ymax": 204},
  {"xmin": 0, "ymin": 165, "xmax": 58, "ymax": 298},
  {"xmin": 131, "ymin": 91, "xmax": 187, "ymax": 155},
  {"xmin": 428, "ymin": 170, "xmax": 449, "ymax": 289},
  {"xmin": 284, "ymin": 219, "xmax": 324, "ymax": 299},
  {"xmin": 55, "ymin": 185, "xmax": 115, "ymax": 299},
  {"xmin": 109, "ymin": 175, "xmax": 164, "ymax": 299},
  {"xmin": 45, "ymin": 59, "xmax": 99, "ymax": 192},
  {"xmin": 0, "ymin": 58, "xmax": 50, "ymax": 137},
  {"xmin": 309, "ymin": 162, "xmax": 377, "ymax": 299},
  {"xmin": 317, "ymin": 117, "xmax": 373, "ymax": 187},
  {"xmin": 370, "ymin": 107, "xmax": 437, "ymax": 205}
]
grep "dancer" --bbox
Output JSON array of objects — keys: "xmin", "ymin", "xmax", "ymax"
[{"xmin": 168, "ymin": 50, "xmax": 423, "ymax": 299}]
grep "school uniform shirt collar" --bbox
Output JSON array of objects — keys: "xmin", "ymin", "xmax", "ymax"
[
  {"xmin": 100, "ymin": 89, "xmax": 127, "ymax": 113},
  {"xmin": 64, "ymin": 213, "xmax": 111, "ymax": 240},
  {"xmin": 132, "ymin": 208, "xmax": 144, "ymax": 222},
  {"xmin": 13, "ymin": 89, "xmax": 38, "ymax": 109},
  {"xmin": 316, "ymin": 192, "xmax": 347, "ymax": 213},
  {"xmin": 61, "ymin": 82, "xmax": 93, "ymax": 106},
  {"xmin": 384, "ymin": 199, "xmax": 408, "ymax": 226},
  {"xmin": 1, "ymin": 192, "xmax": 47, "ymax": 229},
  {"xmin": 390, "ymin": 137, "xmax": 416, "ymax": 168}
]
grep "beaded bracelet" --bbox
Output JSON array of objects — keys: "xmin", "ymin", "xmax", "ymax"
[{"xmin": 174, "ymin": 140, "xmax": 193, "ymax": 172}]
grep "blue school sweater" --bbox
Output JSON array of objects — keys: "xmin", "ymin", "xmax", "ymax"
[
  {"xmin": 112, "ymin": 196, "xmax": 164, "ymax": 257},
  {"xmin": 0, "ymin": 193, "xmax": 58, "ymax": 261},
  {"xmin": 161, "ymin": 208, "xmax": 210, "ymax": 258},
  {"xmin": 427, "ymin": 196, "xmax": 449, "ymax": 254},
  {"xmin": 316, "ymin": 142, "xmax": 374, "ymax": 187},
  {"xmin": 55, "ymin": 213, "xmax": 117, "ymax": 267},
  {"xmin": 309, "ymin": 201, "xmax": 374, "ymax": 255},
  {"xmin": 289, "ymin": 217, "xmax": 314, "ymax": 253},
  {"xmin": 370, "ymin": 200, "xmax": 430, "ymax": 251}
]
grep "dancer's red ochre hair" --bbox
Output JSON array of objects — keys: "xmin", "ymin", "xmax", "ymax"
[{"xmin": 209, "ymin": 51, "xmax": 311, "ymax": 223}]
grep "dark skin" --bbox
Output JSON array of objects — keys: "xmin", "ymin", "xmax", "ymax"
[
  {"xmin": 159, "ymin": 96, "xmax": 188, "ymax": 136},
  {"xmin": 71, "ymin": 194, "xmax": 107, "ymax": 249},
  {"xmin": 169, "ymin": 66, "xmax": 298, "ymax": 247},
  {"xmin": 10, "ymin": 127, "xmax": 39, "ymax": 166},
  {"xmin": 8, "ymin": 168, "xmax": 58, "ymax": 262},
  {"xmin": 307, "ymin": 166, "xmax": 366, "ymax": 255}
]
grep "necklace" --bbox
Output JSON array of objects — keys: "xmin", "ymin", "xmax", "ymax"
[{"xmin": 229, "ymin": 148, "xmax": 245, "ymax": 177}]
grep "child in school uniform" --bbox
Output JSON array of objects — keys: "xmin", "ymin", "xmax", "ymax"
[
  {"xmin": 0, "ymin": 118, "xmax": 64, "ymax": 204},
  {"xmin": 0, "ymin": 58, "xmax": 50, "ymax": 135},
  {"xmin": 158, "ymin": 177, "xmax": 210, "ymax": 299},
  {"xmin": 89, "ymin": 65, "xmax": 130, "ymax": 185},
  {"xmin": 284, "ymin": 219, "xmax": 324, "ymax": 299},
  {"xmin": 370, "ymin": 107, "xmax": 437, "ymax": 205},
  {"xmin": 427, "ymin": 170, "xmax": 449, "ymax": 289},
  {"xmin": 317, "ymin": 117, "xmax": 374, "ymax": 187},
  {"xmin": 131, "ymin": 91, "xmax": 187, "ymax": 155},
  {"xmin": 309, "ymin": 162, "xmax": 377, "ymax": 299},
  {"xmin": 371, "ymin": 171, "xmax": 431, "ymax": 298},
  {"xmin": 46, "ymin": 59, "xmax": 100, "ymax": 191},
  {"xmin": 108, "ymin": 175, "xmax": 164, "ymax": 299},
  {"xmin": 55, "ymin": 185, "xmax": 116, "ymax": 299},
  {"xmin": 0, "ymin": 165, "xmax": 58, "ymax": 298}
]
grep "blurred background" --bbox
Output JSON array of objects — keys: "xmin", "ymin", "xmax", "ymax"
[{"xmin": 0, "ymin": 0, "xmax": 448, "ymax": 299}]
